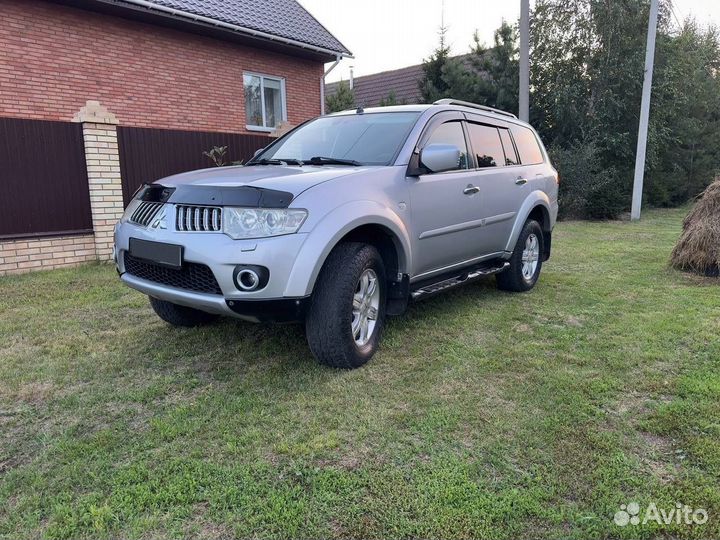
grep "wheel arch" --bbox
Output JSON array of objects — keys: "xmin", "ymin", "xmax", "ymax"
[
  {"xmin": 503, "ymin": 191, "xmax": 553, "ymax": 254},
  {"xmin": 283, "ymin": 201, "xmax": 412, "ymax": 297},
  {"xmin": 338, "ymin": 224, "xmax": 405, "ymax": 280}
]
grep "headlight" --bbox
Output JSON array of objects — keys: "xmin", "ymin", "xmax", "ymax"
[{"xmin": 222, "ymin": 208, "xmax": 307, "ymax": 239}]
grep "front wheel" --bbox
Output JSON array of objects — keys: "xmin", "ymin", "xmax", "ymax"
[
  {"xmin": 305, "ymin": 243, "xmax": 386, "ymax": 369},
  {"xmin": 496, "ymin": 219, "xmax": 544, "ymax": 292}
]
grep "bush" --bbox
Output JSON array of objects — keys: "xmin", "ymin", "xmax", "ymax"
[{"xmin": 550, "ymin": 142, "xmax": 631, "ymax": 220}]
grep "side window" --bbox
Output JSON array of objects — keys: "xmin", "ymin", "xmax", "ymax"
[
  {"xmin": 511, "ymin": 125, "xmax": 544, "ymax": 165},
  {"xmin": 498, "ymin": 128, "xmax": 519, "ymax": 166},
  {"xmin": 424, "ymin": 121, "xmax": 469, "ymax": 171},
  {"xmin": 467, "ymin": 123, "xmax": 505, "ymax": 168}
]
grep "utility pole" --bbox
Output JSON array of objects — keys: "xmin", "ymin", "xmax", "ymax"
[
  {"xmin": 631, "ymin": 0, "xmax": 660, "ymax": 221},
  {"xmin": 519, "ymin": 0, "xmax": 530, "ymax": 122}
]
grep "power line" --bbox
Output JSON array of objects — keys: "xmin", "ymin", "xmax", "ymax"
[{"xmin": 669, "ymin": 0, "xmax": 683, "ymax": 30}]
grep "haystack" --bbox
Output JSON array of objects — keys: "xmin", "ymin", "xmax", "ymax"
[{"xmin": 671, "ymin": 178, "xmax": 720, "ymax": 277}]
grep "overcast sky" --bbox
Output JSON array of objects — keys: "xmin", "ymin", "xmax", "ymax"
[{"xmin": 300, "ymin": 0, "xmax": 720, "ymax": 83}]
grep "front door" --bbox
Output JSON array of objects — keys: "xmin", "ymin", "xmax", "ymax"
[{"xmin": 408, "ymin": 117, "xmax": 486, "ymax": 277}]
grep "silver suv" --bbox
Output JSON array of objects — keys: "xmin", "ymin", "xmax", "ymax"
[{"xmin": 114, "ymin": 99, "xmax": 558, "ymax": 368}]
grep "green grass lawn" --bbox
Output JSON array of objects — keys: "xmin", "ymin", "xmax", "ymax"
[{"xmin": 0, "ymin": 207, "xmax": 718, "ymax": 539}]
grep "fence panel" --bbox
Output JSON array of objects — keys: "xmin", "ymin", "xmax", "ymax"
[
  {"xmin": 0, "ymin": 117, "xmax": 92, "ymax": 239},
  {"xmin": 117, "ymin": 127, "xmax": 270, "ymax": 206}
]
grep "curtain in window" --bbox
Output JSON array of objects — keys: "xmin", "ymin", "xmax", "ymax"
[
  {"xmin": 263, "ymin": 78, "xmax": 283, "ymax": 128},
  {"xmin": 244, "ymin": 74, "xmax": 263, "ymax": 127}
]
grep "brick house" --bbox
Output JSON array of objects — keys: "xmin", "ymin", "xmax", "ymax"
[
  {"xmin": 1, "ymin": 0, "xmax": 350, "ymax": 132},
  {"xmin": 0, "ymin": 0, "xmax": 350, "ymax": 275}
]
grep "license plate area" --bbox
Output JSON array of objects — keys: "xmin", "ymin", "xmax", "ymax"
[{"xmin": 129, "ymin": 238, "xmax": 183, "ymax": 269}]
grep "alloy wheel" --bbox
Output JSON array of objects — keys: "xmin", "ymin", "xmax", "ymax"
[{"xmin": 351, "ymin": 268, "xmax": 380, "ymax": 346}]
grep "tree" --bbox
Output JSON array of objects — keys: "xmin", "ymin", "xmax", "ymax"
[
  {"xmin": 419, "ymin": 25, "xmax": 454, "ymax": 102},
  {"xmin": 419, "ymin": 22, "xmax": 520, "ymax": 110},
  {"xmin": 471, "ymin": 22, "xmax": 520, "ymax": 114},
  {"xmin": 530, "ymin": 0, "xmax": 720, "ymax": 218},
  {"xmin": 379, "ymin": 91, "xmax": 398, "ymax": 107},
  {"xmin": 647, "ymin": 21, "xmax": 720, "ymax": 205},
  {"xmin": 325, "ymin": 80, "xmax": 355, "ymax": 113}
]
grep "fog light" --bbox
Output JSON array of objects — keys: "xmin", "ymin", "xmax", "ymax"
[
  {"xmin": 233, "ymin": 265, "xmax": 269, "ymax": 291},
  {"xmin": 237, "ymin": 269, "xmax": 259, "ymax": 290}
]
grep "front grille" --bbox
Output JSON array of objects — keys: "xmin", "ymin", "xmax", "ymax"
[
  {"xmin": 176, "ymin": 205, "xmax": 222, "ymax": 232},
  {"xmin": 123, "ymin": 253, "xmax": 222, "ymax": 295},
  {"xmin": 130, "ymin": 201, "xmax": 164, "ymax": 227}
]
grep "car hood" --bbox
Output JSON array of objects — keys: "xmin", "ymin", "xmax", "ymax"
[{"xmin": 154, "ymin": 164, "xmax": 367, "ymax": 198}]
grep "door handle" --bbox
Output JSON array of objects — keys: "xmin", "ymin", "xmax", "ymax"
[
  {"xmin": 515, "ymin": 177, "xmax": 528, "ymax": 185},
  {"xmin": 463, "ymin": 185, "xmax": 480, "ymax": 195}
]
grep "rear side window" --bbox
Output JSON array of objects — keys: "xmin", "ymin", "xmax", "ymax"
[
  {"xmin": 424, "ymin": 121, "xmax": 469, "ymax": 171},
  {"xmin": 498, "ymin": 129, "xmax": 519, "ymax": 166},
  {"xmin": 511, "ymin": 126, "xmax": 544, "ymax": 165},
  {"xmin": 467, "ymin": 123, "xmax": 505, "ymax": 168}
]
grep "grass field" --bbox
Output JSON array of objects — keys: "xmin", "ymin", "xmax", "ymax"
[{"xmin": 0, "ymin": 207, "xmax": 718, "ymax": 539}]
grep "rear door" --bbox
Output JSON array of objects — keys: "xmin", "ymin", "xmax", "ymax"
[
  {"xmin": 465, "ymin": 116, "xmax": 528, "ymax": 254},
  {"xmin": 408, "ymin": 113, "xmax": 487, "ymax": 277},
  {"xmin": 510, "ymin": 123, "xmax": 551, "ymax": 196}
]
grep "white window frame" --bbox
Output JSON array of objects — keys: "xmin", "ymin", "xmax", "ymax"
[{"xmin": 243, "ymin": 71, "xmax": 287, "ymax": 132}]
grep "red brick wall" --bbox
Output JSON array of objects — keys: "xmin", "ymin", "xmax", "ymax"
[{"xmin": 0, "ymin": 0, "xmax": 323, "ymax": 133}]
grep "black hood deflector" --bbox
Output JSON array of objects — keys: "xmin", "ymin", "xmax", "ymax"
[{"xmin": 137, "ymin": 183, "xmax": 293, "ymax": 208}]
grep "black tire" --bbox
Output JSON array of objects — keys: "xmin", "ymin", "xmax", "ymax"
[
  {"xmin": 306, "ymin": 242, "xmax": 386, "ymax": 369},
  {"xmin": 496, "ymin": 219, "xmax": 544, "ymax": 292},
  {"xmin": 149, "ymin": 296, "xmax": 219, "ymax": 327}
]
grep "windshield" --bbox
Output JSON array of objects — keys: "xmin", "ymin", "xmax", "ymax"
[{"xmin": 256, "ymin": 112, "xmax": 421, "ymax": 166}]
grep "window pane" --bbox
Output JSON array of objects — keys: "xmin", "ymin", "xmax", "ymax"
[
  {"xmin": 260, "ymin": 112, "xmax": 421, "ymax": 166},
  {"xmin": 498, "ymin": 128, "xmax": 519, "ymax": 166},
  {"xmin": 244, "ymin": 74, "xmax": 262, "ymax": 127},
  {"xmin": 511, "ymin": 125, "xmax": 544, "ymax": 165},
  {"xmin": 467, "ymin": 123, "xmax": 505, "ymax": 168},
  {"xmin": 425, "ymin": 121, "xmax": 469, "ymax": 171},
  {"xmin": 263, "ymin": 78, "xmax": 283, "ymax": 128}
]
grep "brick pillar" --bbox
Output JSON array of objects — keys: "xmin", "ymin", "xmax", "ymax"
[{"xmin": 73, "ymin": 100, "xmax": 123, "ymax": 260}]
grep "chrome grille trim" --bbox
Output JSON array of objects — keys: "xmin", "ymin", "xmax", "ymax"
[
  {"xmin": 176, "ymin": 205, "xmax": 223, "ymax": 232},
  {"xmin": 130, "ymin": 201, "xmax": 164, "ymax": 227}
]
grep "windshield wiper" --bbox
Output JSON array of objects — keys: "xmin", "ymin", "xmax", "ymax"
[
  {"xmin": 308, "ymin": 156, "xmax": 361, "ymax": 166},
  {"xmin": 245, "ymin": 158, "xmax": 303, "ymax": 166}
]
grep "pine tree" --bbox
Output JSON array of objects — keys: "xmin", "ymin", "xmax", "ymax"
[
  {"xmin": 325, "ymin": 80, "xmax": 355, "ymax": 113},
  {"xmin": 419, "ymin": 25, "xmax": 453, "ymax": 103}
]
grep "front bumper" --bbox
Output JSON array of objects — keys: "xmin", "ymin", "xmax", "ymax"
[{"xmin": 115, "ymin": 219, "xmax": 311, "ymax": 322}]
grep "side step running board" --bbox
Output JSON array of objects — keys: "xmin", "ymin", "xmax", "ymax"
[{"xmin": 410, "ymin": 262, "xmax": 509, "ymax": 300}]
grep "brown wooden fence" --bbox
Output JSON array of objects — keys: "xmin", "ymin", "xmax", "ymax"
[
  {"xmin": 0, "ymin": 117, "xmax": 92, "ymax": 239},
  {"xmin": 117, "ymin": 127, "xmax": 270, "ymax": 205}
]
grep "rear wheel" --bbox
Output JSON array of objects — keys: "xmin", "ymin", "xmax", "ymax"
[
  {"xmin": 149, "ymin": 296, "xmax": 219, "ymax": 327},
  {"xmin": 496, "ymin": 219, "xmax": 544, "ymax": 292},
  {"xmin": 306, "ymin": 243, "xmax": 386, "ymax": 369}
]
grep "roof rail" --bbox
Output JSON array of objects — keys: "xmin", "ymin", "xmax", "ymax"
[{"xmin": 433, "ymin": 98, "xmax": 518, "ymax": 119}]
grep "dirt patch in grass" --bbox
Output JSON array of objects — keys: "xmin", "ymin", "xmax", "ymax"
[
  {"xmin": 604, "ymin": 390, "xmax": 682, "ymax": 484},
  {"xmin": 13, "ymin": 381, "xmax": 57, "ymax": 404}
]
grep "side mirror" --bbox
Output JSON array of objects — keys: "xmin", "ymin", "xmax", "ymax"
[
  {"xmin": 253, "ymin": 148, "xmax": 264, "ymax": 158},
  {"xmin": 419, "ymin": 144, "xmax": 462, "ymax": 173}
]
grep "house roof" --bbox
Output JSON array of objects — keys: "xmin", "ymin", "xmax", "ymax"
[
  {"xmin": 86, "ymin": 0, "xmax": 351, "ymax": 58},
  {"xmin": 325, "ymin": 54, "xmax": 481, "ymax": 108},
  {"xmin": 326, "ymin": 63, "xmax": 425, "ymax": 108}
]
